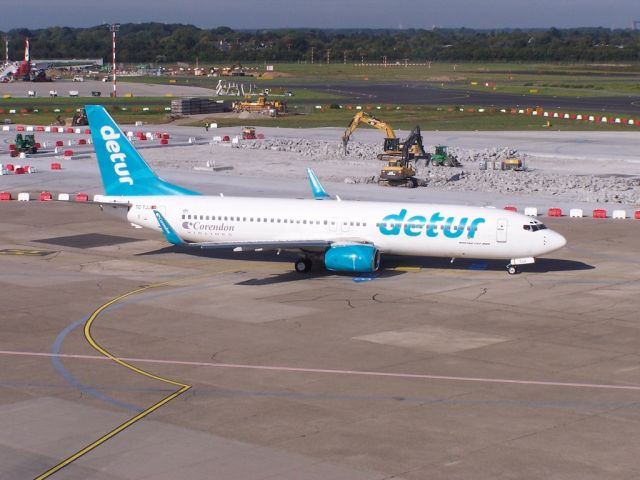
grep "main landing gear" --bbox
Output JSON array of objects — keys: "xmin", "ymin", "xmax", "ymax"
[{"xmin": 294, "ymin": 257, "xmax": 312, "ymax": 273}]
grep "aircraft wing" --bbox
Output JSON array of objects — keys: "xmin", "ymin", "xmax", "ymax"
[
  {"xmin": 179, "ymin": 239, "xmax": 332, "ymax": 252},
  {"xmin": 153, "ymin": 210, "xmax": 371, "ymax": 252}
]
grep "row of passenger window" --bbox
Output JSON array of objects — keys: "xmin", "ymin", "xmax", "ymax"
[{"xmin": 182, "ymin": 213, "xmax": 367, "ymax": 228}]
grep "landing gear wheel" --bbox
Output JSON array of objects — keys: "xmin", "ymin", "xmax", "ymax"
[
  {"xmin": 507, "ymin": 264, "xmax": 519, "ymax": 275},
  {"xmin": 294, "ymin": 258, "xmax": 312, "ymax": 273}
]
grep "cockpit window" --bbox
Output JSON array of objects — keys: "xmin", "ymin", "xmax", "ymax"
[{"xmin": 523, "ymin": 222, "xmax": 548, "ymax": 232}]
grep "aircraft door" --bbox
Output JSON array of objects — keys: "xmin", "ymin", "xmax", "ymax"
[
  {"xmin": 341, "ymin": 218, "xmax": 350, "ymax": 233},
  {"xmin": 496, "ymin": 218, "xmax": 507, "ymax": 243}
]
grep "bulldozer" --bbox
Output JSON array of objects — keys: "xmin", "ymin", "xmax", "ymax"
[
  {"xmin": 429, "ymin": 145, "xmax": 462, "ymax": 167},
  {"xmin": 14, "ymin": 133, "xmax": 38, "ymax": 154}
]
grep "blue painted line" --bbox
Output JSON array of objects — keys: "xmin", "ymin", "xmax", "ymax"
[
  {"xmin": 49, "ymin": 283, "xmax": 210, "ymax": 412},
  {"xmin": 353, "ymin": 275, "xmax": 376, "ymax": 283},
  {"xmin": 51, "ymin": 316, "xmax": 143, "ymax": 413}
]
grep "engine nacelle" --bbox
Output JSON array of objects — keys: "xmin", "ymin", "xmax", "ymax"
[{"xmin": 324, "ymin": 244, "xmax": 380, "ymax": 273}]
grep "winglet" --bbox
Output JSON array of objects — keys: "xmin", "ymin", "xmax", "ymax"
[
  {"xmin": 153, "ymin": 210, "xmax": 185, "ymax": 245},
  {"xmin": 306, "ymin": 168, "xmax": 330, "ymax": 200}
]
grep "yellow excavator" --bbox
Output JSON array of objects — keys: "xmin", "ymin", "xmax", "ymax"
[
  {"xmin": 342, "ymin": 112, "xmax": 428, "ymax": 187},
  {"xmin": 342, "ymin": 111, "xmax": 400, "ymax": 159}
]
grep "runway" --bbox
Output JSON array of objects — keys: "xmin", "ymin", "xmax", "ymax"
[
  {"xmin": 1, "ymin": 200, "xmax": 640, "ymax": 479},
  {"xmin": 283, "ymin": 82, "xmax": 640, "ymax": 115}
]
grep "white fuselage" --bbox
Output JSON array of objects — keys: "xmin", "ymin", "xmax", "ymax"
[{"xmin": 108, "ymin": 195, "xmax": 566, "ymax": 260}]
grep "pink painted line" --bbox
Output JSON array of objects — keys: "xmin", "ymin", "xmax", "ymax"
[{"xmin": 2, "ymin": 349, "xmax": 640, "ymax": 392}]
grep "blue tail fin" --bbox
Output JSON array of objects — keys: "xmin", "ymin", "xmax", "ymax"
[{"xmin": 85, "ymin": 105, "xmax": 200, "ymax": 196}]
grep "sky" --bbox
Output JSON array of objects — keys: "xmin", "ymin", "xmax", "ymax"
[{"xmin": 1, "ymin": 0, "xmax": 639, "ymax": 31}]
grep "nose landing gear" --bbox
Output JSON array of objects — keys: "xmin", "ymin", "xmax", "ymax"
[{"xmin": 294, "ymin": 257, "xmax": 312, "ymax": 273}]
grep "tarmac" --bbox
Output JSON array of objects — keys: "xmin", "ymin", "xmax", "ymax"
[{"xmin": 1, "ymin": 196, "xmax": 640, "ymax": 479}]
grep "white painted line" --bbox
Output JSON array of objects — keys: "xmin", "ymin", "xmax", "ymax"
[{"xmin": 1, "ymin": 349, "xmax": 640, "ymax": 392}]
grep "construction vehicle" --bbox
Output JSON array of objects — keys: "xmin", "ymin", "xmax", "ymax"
[
  {"xmin": 501, "ymin": 158, "xmax": 524, "ymax": 171},
  {"xmin": 71, "ymin": 108, "xmax": 88, "ymax": 126},
  {"xmin": 341, "ymin": 111, "xmax": 429, "ymax": 163},
  {"xmin": 221, "ymin": 63, "xmax": 246, "ymax": 76},
  {"xmin": 429, "ymin": 145, "xmax": 462, "ymax": 167},
  {"xmin": 242, "ymin": 126, "xmax": 256, "ymax": 140},
  {"xmin": 342, "ymin": 111, "xmax": 398, "ymax": 156},
  {"xmin": 14, "ymin": 133, "xmax": 38, "ymax": 154},
  {"xmin": 232, "ymin": 95, "xmax": 287, "ymax": 116},
  {"xmin": 342, "ymin": 112, "xmax": 428, "ymax": 187},
  {"xmin": 378, "ymin": 126, "xmax": 430, "ymax": 188}
]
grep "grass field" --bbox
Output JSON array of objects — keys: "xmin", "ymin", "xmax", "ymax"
[{"xmin": 195, "ymin": 105, "xmax": 640, "ymax": 132}]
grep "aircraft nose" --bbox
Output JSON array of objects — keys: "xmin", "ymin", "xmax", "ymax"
[{"xmin": 546, "ymin": 230, "xmax": 567, "ymax": 252}]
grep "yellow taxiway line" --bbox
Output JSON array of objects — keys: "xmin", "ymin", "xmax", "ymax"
[{"xmin": 36, "ymin": 283, "xmax": 191, "ymax": 479}]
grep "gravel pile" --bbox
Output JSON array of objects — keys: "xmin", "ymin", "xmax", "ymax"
[{"xmin": 234, "ymin": 137, "xmax": 639, "ymax": 204}]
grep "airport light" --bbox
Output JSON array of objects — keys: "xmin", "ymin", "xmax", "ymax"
[{"xmin": 108, "ymin": 24, "xmax": 120, "ymax": 97}]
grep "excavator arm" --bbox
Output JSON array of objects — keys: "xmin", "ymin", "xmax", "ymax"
[{"xmin": 342, "ymin": 111, "xmax": 397, "ymax": 154}]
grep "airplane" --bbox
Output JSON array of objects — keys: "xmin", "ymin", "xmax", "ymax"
[{"xmin": 85, "ymin": 105, "xmax": 566, "ymax": 275}]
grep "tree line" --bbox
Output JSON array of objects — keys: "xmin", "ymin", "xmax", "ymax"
[{"xmin": 3, "ymin": 24, "xmax": 640, "ymax": 64}]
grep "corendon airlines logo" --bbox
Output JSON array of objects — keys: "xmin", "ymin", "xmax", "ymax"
[
  {"xmin": 378, "ymin": 209, "xmax": 485, "ymax": 239},
  {"xmin": 100, "ymin": 125, "xmax": 133, "ymax": 186},
  {"xmin": 182, "ymin": 221, "xmax": 235, "ymax": 232}
]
